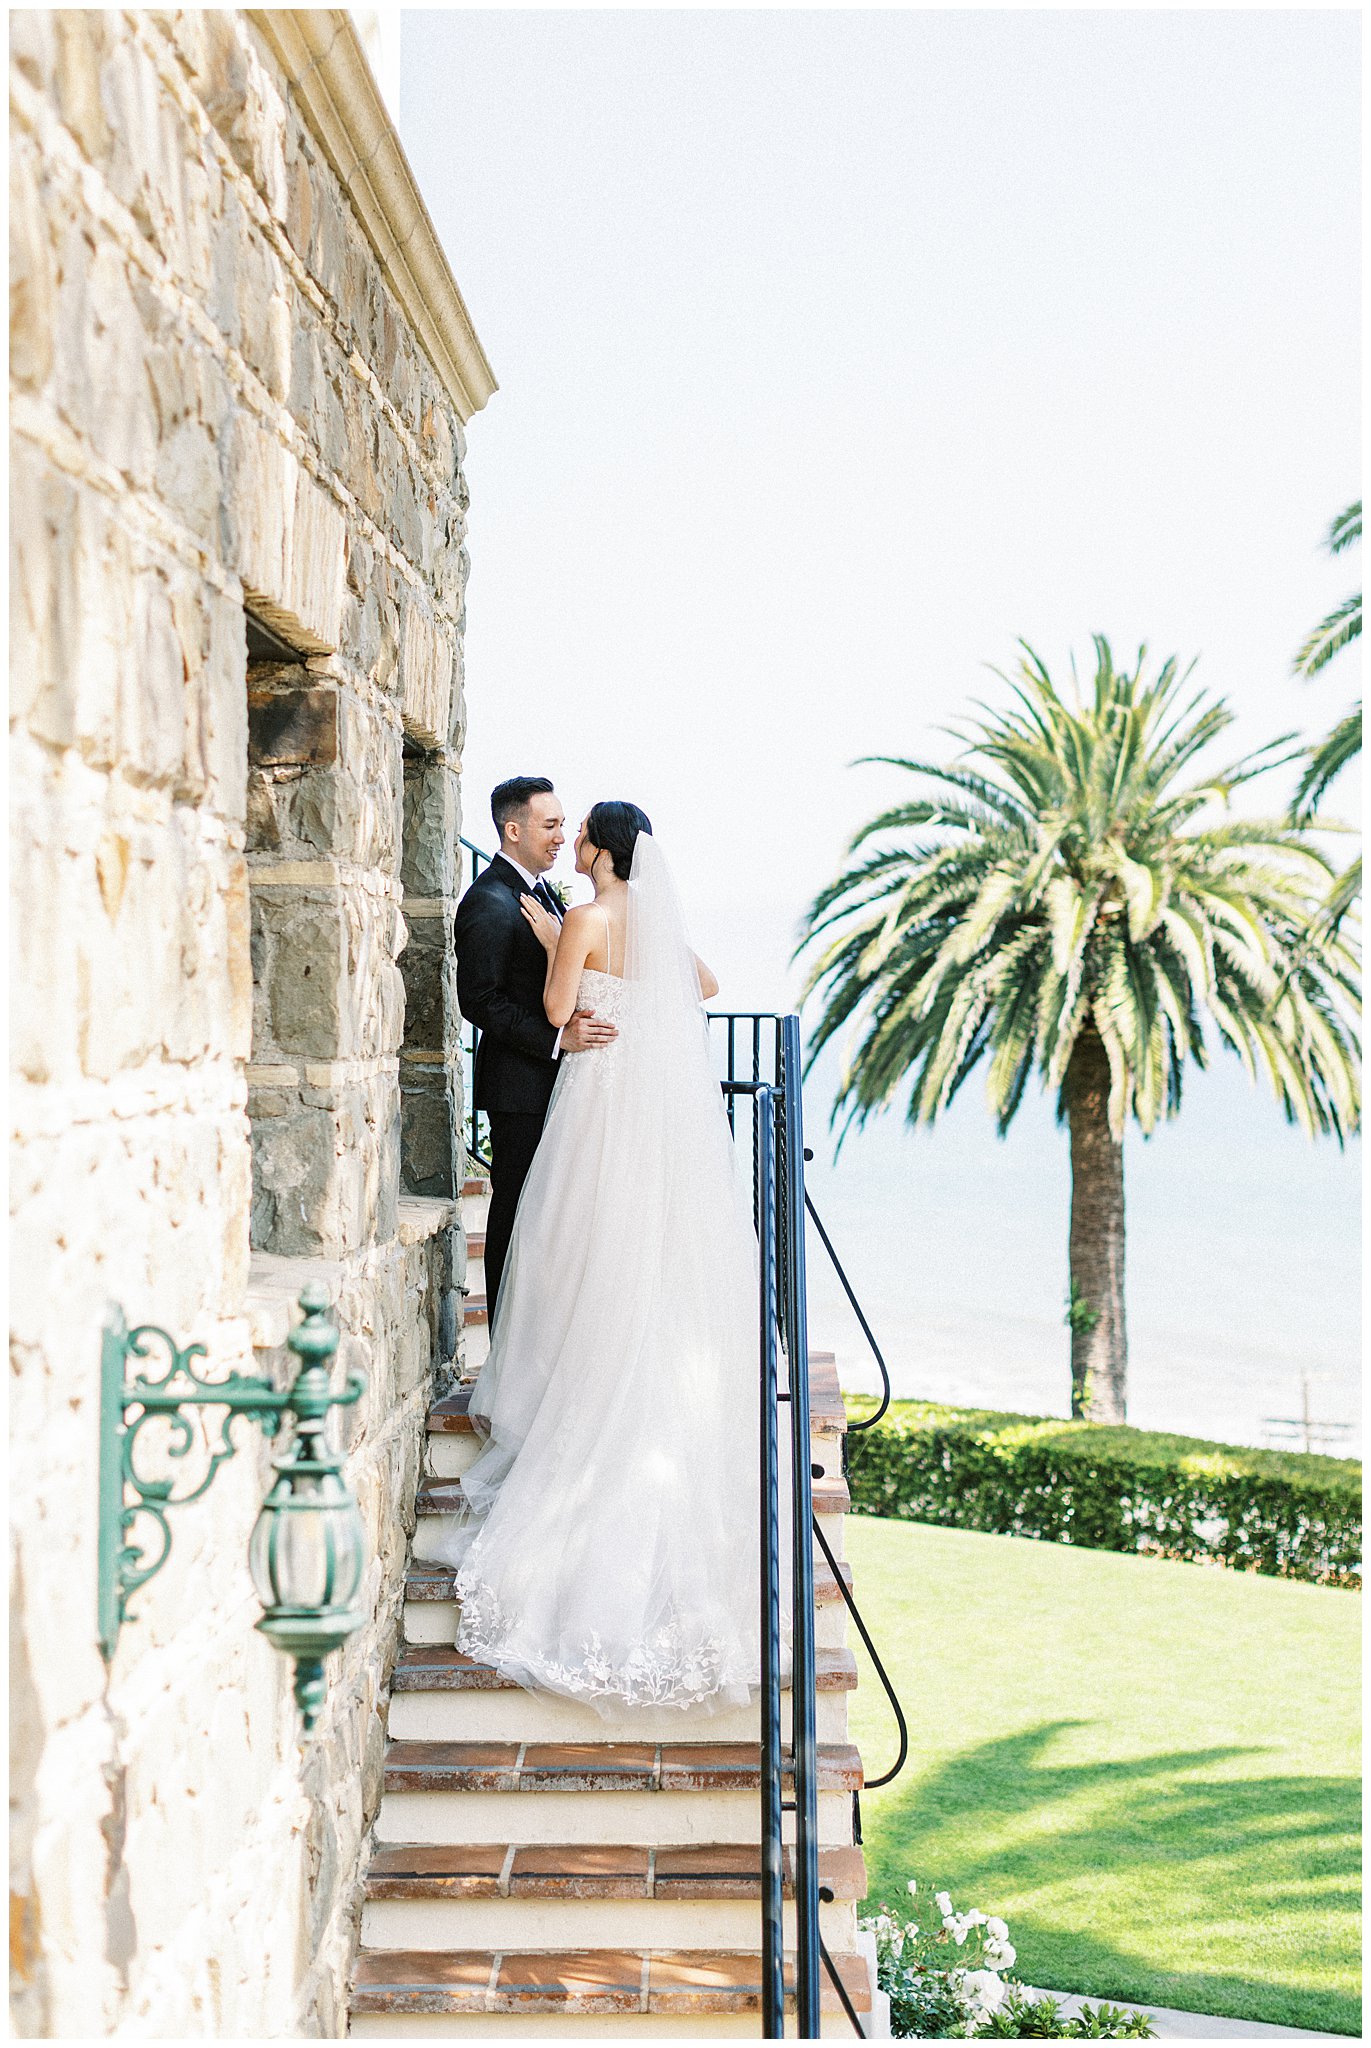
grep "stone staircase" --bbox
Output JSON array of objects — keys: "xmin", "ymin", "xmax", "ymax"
[{"xmin": 350, "ymin": 1177, "xmax": 877, "ymax": 2038}]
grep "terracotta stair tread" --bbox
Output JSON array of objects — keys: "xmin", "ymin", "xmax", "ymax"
[
  {"xmin": 365, "ymin": 1841, "xmax": 867, "ymax": 1901},
  {"xmin": 429, "ymin": 1361, "xmax": 846, "ymax": 1436},
  {"xmin": 351, "ymin": 1945, "xmax": 871, "ymax": 2015},
  {"xmin": 392, "ymin": 1644, "xmax": 858, "ymax": 1695},
  {"xmin": 383, "ymin": 1740, "xmax": 864, "ymax": 1794},
  {"xmin": 403, "ymin": 1556, "xmax": 854, "ymax": 1605},
  {"xmin": 415, "ymin": 1472, "xmax": 850, "ymax": 1517},
  {"xmin": 806, "ymin": 1353, "xmax": 847, "ymax": 1435},
  {"xmin": 465, "ymin": 1231, "xmax": 487, "ymax": 1258},
  {"xmin": 462, "ymin": 1176, "xmax": 490, "ymax": 1197},
  {"xmin": 463, "ymin": 1295, "xmax": 489, "ymax": 1327},
  {"xmin": 427, "ymin": 1388, "xmax": 476, "ymax": 1433}
]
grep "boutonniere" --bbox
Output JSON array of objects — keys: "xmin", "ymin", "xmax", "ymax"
[{"xmin": 548, "ymin": 880, "xmax": 573, "ymax": 910}]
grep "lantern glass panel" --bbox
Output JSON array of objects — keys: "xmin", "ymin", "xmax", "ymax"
[{"xmin": 249, "ymin": 1469, "xmax": 364, "ymax": 1611}]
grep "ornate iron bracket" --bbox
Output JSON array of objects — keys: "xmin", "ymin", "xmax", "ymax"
[{"xmin": 97, "ymin": 1286, "xmax": 364, "ymax": 1662}]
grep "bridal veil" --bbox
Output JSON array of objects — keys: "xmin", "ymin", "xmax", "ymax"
[{"xmin": 435, "ymin": 833, "xmax": 785, "ymax": 1713}]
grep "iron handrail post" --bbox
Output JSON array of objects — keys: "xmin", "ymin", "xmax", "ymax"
[
  {"xmin": 811, "ymin": 1509, "xmax": 909, "ymax": 1792},
  {"xmin": 458, "ymin": 836, "xmax": 490, "ymax": 1168},
  {"xmin": 802, "ymin": 1182, "xmax": 892, "ymax": 1432},
  {"xmin": 755, "ymin": 1084, "xmax": 786, "ymax": 2039},
  {"xmin": 781, "ymin": 1016, "xmax": 821, "ymax": 2039}
]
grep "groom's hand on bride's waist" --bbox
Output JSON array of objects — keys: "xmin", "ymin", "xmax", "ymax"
[{"xmin": 561, "ymin": 1009, "xmax": 618, "ymax": 1054}]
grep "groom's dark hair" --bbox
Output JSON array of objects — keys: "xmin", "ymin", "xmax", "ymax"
[{"xmin": 491, "ymin": 776, "xmax": 555, "ymax": 836}]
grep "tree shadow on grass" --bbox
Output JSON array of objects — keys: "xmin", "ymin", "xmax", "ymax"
[{"xmin": 861, "ymin": 1722, "xmax": 1361, "ymax": 2035}]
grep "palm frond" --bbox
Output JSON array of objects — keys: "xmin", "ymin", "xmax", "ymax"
[
  {"xmin": 1294, "ymin": 594, "xmax": 1363, "ymax": 679},
  {"xmin": 1328, "ymin": 500, "xmax": 1361, "ymax": 556},
  {"xmin": 1294, "ymin": 705, "xmax": 1362, "ymax": 819}
]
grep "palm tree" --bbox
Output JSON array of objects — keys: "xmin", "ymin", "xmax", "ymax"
[
  {"xmin": 798, "ymin": 639, "xmax": 1360, "ymax": 1424},
  {"xmin": 1293, "ymin": 500, "xmax": 1361, "ymax": 932}
]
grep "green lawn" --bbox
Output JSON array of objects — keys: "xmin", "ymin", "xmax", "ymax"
[{"xmin": 845, "ymin": 1516, "xmax": 1361, "ymax": 2035}]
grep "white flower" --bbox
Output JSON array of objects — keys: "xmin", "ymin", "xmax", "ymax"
[
  {"xmin": 965, "ymin": 1909, "xmax": 987, "ymax": 1927},
  {"xmin": 963, "ymin": 1969, "xmax": 1007, "ymax": 2017},
  {"xmin": 935, "ymin": 1891, "xmax": 953, "ymax": 1916},
  {"xmin": 986, "ymin": 1941, "xmax": 1016, "ymax": 1970},
  {"xmin": 952, "ymin": 1919, "xmax": 969, "ymax": 1946},
  {"xmin": 907, "ymin": 1878, "xmax": 919, "ymax": 1896},
  {"xmin": 985, "ymin": 1916, "xmax": 1008, "ymax": 1941}
]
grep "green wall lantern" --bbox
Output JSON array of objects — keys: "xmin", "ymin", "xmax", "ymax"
[{"xmin": 99, "ymin": 1284, "xmax": 367, "ymax": 1734}]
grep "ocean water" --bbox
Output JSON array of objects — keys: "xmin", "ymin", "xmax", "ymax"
[{"xmin": 798, "ymin": 1044, "xmax": 1361, "ymax": 1456}]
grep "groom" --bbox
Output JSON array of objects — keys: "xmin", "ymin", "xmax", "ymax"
[{"xmin": 454, "ymin": 776, "xmax": 618, "ymax": 1318}]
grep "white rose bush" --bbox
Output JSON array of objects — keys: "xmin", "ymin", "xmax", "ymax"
[{"xmin": 861, "ymin": 1881, "xmax": 1154, "ymax": 2038}]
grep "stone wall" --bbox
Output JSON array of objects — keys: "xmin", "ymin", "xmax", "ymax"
[{"xmin": 9, "ymin": 11, "xmax": 481, "ymax": 2035}]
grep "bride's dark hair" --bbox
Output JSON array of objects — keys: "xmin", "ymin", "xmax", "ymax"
[{"xmin": 585, "ymin": 800, "xmax": 652, "ymax": 881}]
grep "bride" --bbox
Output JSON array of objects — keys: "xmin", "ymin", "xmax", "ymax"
[{"xmin": 434, "ymin": 800, "xmax": 774, "ymax": 1714}]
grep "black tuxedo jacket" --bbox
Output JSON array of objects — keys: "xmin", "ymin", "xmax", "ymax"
[{"xmin": 454, "ymin": 855, "xmax": 565, "ymax": 1117}]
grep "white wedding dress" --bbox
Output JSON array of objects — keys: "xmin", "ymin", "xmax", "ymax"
[{"xmin": 435, "ymin": 836, "xmax": 781, "ymax": 1714}]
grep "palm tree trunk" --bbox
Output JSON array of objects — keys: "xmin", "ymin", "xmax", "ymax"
[{"xmin": 1064, "ymin": 1028, "xmax": 1127, "ymax": 1422}]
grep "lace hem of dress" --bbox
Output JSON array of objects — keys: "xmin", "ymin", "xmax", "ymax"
[{"xmin": 455, "ymin": 1570, "xmax": 757, "ymax": 1709}]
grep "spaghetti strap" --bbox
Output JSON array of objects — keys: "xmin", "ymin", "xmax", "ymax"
[{"xmin": 601, "ymin": 905, "xmax": 620, "ymax": 977}]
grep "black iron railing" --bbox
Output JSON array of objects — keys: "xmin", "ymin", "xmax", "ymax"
[
  {"xmin": 713, "ymin": 1015, "xmax": 821, "ymax": 2037},
  {"xmin": 709, "ymin": 1016, "xmax": 909, "ymax": 2037},
  {"xmin": 458, "ymin": 836, "xmax": 491, "ymax": 1170},
  {"xmin": 450, "ymin": 848, "xmax": 907, "ymax": 2036}
]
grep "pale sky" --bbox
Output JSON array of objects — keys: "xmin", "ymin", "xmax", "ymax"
[
  {"xmin": 403, "ymin": 5, "xmax": 1359, "ymax": 1000},
  {"xmin": 399, "ymin": 8, "xmax": 1360, "ymax": 1439}
]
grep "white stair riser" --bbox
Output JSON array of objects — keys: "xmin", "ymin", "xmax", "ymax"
[
  {"xmin": 426, "ymin": 1437, "xmax": 482, "ymax": 1480},
  {"xmin": 462, "ymin": 1324, "xmax": 491, "ymax": 1375},
  {"xmin": 460, "ymin": 1196, "xmax": 489, "ymax": 1233},
  {"xmin": 385, "ymin": 1688, "xmax": 849, "ymax": 1745},
  {"xmin": 402, "ymin": 1599, "xmax": 851, "ymax": 1654},
  {"xmin": 376, "ymin": 1788, "xmax": 856, "ymax": 1850},
  {"xmin": 425, "ymin": 1434, "xmax": 844, "ymax": 1484},
  {"xmin": 351, "ymin": 2012, "xmax": 863, "ymax": 2039},
  {"xmin": 412, "ymin": 1512, "xmax": 847, "ymax": 1567},
  {"xmin": 360, "ymin": 1894, "xmax": 858, "ymax": 1953}
]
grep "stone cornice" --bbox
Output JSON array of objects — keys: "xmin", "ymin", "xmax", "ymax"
[{"xmin": 248, "ymin": 9, "xmax": 497, "ymax": 423}]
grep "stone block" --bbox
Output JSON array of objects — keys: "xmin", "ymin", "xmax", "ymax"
[
  {"xmin": 10, "ymin": 138, "xmax": 54, "ymax": 392},
  {"xmin": 250, "ymin": 1094, "xmax": 337, "ymax": 1255},
  {"xmin": 400, "ymin": 1060, "xmax": 458, "ymax": 1200},
  {"xmin": 248, "ymin": 689, "xmax": 400, "ymax": 869},
  {"xmin": 249, "ymin": 676, "xmax": 339, "ymax": 767},
  {"xmin": 99, "ymin": 24, "xmax": 205, "ymax": 289},
  {"xmin": 223, "ymin": 413, "xmax": 346, "ymax": 654},
  {"xmin": 175, "ymin": 8, "xmax": 249, "ymax": 139},
  {"xmin": 449, "ymin": 644, "xmax": 468, "ymax": 754},
  {"xmin": 53, "ymin": 9, "xmax": 112, "ymax": 168},
  {"xmin": 10, "ymin": 453, "xmax": 98, "ymax": 765},
  {"xmin": 256, "ymin": 895, "xmax": 346, "ymax": 1059},
  {"xmin": 118, "ymin": 567, "xmax": 187, "ymax": 788},
  {"xmin": 175, "ymin": 581, "xmax": 248, "ymax": 821},
  {"xmin": 249, "ymin": 1072, "xmax": 399, "ymax": 1257},
  {"xmin": 401, "ymin": 759, "xmax": 460, "ymax": 898},
  {"xmin": 9, "ymin": 10, "xmax": 56, "ymax": 91},
  {"xmin": 396, "ymin": 911, "xmax": 452, "ymax": 1055},
  {"xmin": 51, "ymin": 218, "xmax": 160, "ymax": 489}
]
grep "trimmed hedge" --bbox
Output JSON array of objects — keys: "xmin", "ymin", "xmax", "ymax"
[{"xmin": 845, "ymin": 1399, "xmax": 1362, "ymax": 1587}]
